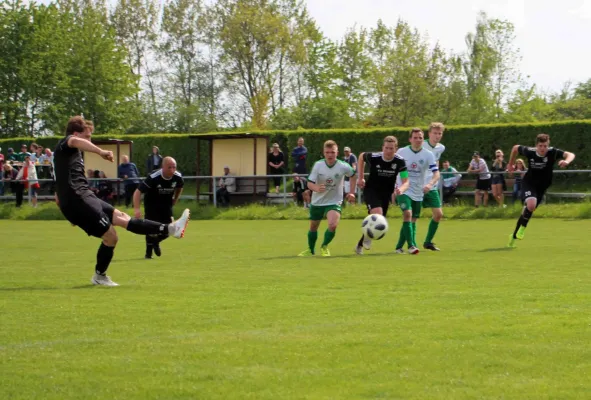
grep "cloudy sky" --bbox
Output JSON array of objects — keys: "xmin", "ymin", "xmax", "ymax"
[{"xmin": 306, "ymin": 0, "xmax": 591, "ymax": 92}]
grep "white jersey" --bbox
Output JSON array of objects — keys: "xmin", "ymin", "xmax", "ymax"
[
  {"xmin": 396, "ymin": 146, "xmax": 438, "ymax": 201},
  {"xmin": 308, "ymin": 159, "xmax": 355, "ymax": 206},
  {"xmin": 423, "ymin": 140, "xmax": 445, "ymax": 191}
]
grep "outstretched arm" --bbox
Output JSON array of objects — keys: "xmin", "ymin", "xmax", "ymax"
[
  {"xmin": 67, "ymin": 136, "xmax": 113, "ymax": 162},
  {"xmin": 558, "ymin": 151, "xmax": 576, "ymax": 168}
]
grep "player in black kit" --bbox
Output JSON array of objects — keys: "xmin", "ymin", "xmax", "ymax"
[
  {"xmin": 354, "ymin": 136, "xmax": 410, "ymax": 255},
  {"xmin": 53, "ymin": 116, "xmax": 190, "ymax": 286},
  {"xmin": 507, "ymin": 133, "xmax": 575, "ymax": 247},
  {"xmin": 133, "ymin": 157, "xmax": 184, "ymax": 259}
]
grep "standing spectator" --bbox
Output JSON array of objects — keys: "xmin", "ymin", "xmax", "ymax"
[
  {"xmin": 3, "ymin": 164, "xmax": 23, "ymax": 207},
  {"xmin": 7, "ymin": 148, "xmax": 17, "ymax": 163},
  {"xmin": 16, "ymin": 144, "xmax": 30, "ymax": 164},
  {"xmin": 146, "ymin": 146, "xmax": 163, "ymax": 173},
  {"xmin": 268, "ymin": 143, "xmax": 285, "ymax": 193},
  {"xmin": 511, "ymin": 159, "xmax": 526, "ymax": 204},
  {"xmin": 216, "ymin": 166, "xmax": 236, "ymax": 207},
  {"xmin": 291, "ymin": 137, "xmax": 308, "ymax": 174},
  {"xmin": 441, "ymin": 160, "xmax": 462, "ymax": 203},
  {"xmin": 15, "ymin": 154, "xmax": 40, "ymax": 207},
  {"xmin": 0, "ymin": 147, "xmax": 4, "ymax": 195},
  {"xmin": 468, "ymin": 151, "xmax": 491, "ymax": 207},
  {"xmin": 30, "ymin": 145, "xmax": 43, "ymax": 163},
  {"xmin": 292, "ymin": 173, "xmax": 308, "ymax": 206},
  {"xmin": 118, "ymin": 155, "xmax": 141, "ymax": 207},
  {"xmin": 342, "ymin": 146, "xmax": 357, "ymax": 200},
  {"xmin": 491, "ymin": 149, "xmax": 507, "ymax": 207}
]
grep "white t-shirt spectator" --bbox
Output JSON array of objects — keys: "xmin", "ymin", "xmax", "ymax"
[{"xmin": 470, "ymin": 158, "xmax": 491, "ymax": 180}]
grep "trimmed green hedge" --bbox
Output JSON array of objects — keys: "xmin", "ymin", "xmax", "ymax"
[{"xmin": 1, "ymin": 120, "xmax": 589, "ymax": 176}]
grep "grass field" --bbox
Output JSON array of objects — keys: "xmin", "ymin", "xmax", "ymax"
[{"xmin": 2, "ymin": 219, "xmax": 591, "ymax": 399}]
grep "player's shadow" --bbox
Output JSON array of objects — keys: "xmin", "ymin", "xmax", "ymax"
[
  {"xmin": 259, "ymin": 253, "xmax": 391, "ymax": 260},
  {"xmin": 479, "ymin": 247, "xmax": 515, "ymax": 252},
  {"xmin": 0, "ymin": 285, "xmax": 124, "ymax": 291}
]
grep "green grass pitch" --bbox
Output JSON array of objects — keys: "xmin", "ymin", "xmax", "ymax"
[{"xmin": 2, "ymin": 219, "xmax": 591, "ymax": 399}]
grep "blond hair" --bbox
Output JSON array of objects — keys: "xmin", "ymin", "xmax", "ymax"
[
  {"xmin": 429, "ymin": 122, "xmax": 445, "ymax": 132},
  {"xmin": 383, "ymin": 136, "xmax": 398, "ymax": 146},
  {"xmin": 324, "ymin": 140, "xmax": 337, "ymax": 148}
]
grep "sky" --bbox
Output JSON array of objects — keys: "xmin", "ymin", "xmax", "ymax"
[{"xmin": 306, "ymin": 0, "xmax": 591, "ymax": 93}]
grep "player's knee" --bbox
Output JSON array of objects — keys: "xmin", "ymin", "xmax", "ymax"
[
  {"xmin": 102, "ymin": 229, "xmax": 118, "ymax": 247},
  {"xmin": 403, "ymin": 210, "xmax": 412, "ymax": 221},
  {"xmin": 433, "ymin": 208, "xmax": 443, "ymax": 221},
  {"xmin": 526, "ymin": 202, "xmax": 536, "ymax": 212},
  {"xmin": 327, "ymin": 221, "xmax": 338, "ymax": 231}
]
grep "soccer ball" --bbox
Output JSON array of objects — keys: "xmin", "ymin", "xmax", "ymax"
[{"xmin": 361, "ymin": 214, "xmax": 389, "ymax": 240}]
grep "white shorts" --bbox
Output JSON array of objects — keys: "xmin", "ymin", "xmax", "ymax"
[{"xmin": 344, "ymin": 181, "xmax": 351, "ymax": 193}]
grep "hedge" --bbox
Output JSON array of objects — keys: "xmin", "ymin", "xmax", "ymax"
[{"xmin": 1, "ymin": 120, "xmax": 589, "ymax": 177}]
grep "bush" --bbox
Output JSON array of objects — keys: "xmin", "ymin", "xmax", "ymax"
[{"xmin": 2, "ymin": 120, "xmax": 589, "ymax": 177}]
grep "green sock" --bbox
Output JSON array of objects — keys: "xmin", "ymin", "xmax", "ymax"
[
  {"xmin": 411, "ymin": 222, "xmax": 417, "ymax": 247},
  {"xmin": 308, "ymin": 230, "xmax": 318, "ymax": 253},
  {"xmin": 321, "ymin": 229, "xmax": 336, "ymax": 247},
  {"xmin": 425, "ymin": 219, "xmax": 439, "ymax": 244},
  {"xmin": 396, "ymin": 225, "xmax": 406, "ymax": 249},
  {"xmin": 402, "ymin": 222, "xmax": 413, "ymax": 248}
]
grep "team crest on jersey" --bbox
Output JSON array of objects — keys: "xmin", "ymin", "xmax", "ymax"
[
  {"xmin": 391, "ymin": 164, "xmax": 397, "ymax": 170},
  {"xmin": 376, "ymin": 164, "xmax": 380, "ymax": 168},
  {"xmin": 171, "ymin": 182, "xmax": 177, "ymax": 188},
  {"xmin": 419, "ymin": 159, "xmax": 424, "ymax": 164},
  {"xmin": 543, "ymin": 157, "xmax": 547, "ymax": 162},
  {"xmin": 334, "ymin": 174, "xmax": 340, "ymax": 179}
]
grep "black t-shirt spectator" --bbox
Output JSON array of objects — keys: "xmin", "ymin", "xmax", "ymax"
[{"xmin": 269, "ymin": 152, "xmax": 285, "ymax": 174}]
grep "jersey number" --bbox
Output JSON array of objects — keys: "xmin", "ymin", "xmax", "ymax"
[{"xmin": 524, "ymin": 191, "xmax": 532, "ymax": 197}]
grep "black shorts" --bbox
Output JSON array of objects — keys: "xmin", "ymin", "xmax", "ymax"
[
  {"xmin": 145, "ymin": 208, "xmax": 173, "ymax": 224},
  {"xmin": 476, "ymin": 178, "xmax": 491, "ymax": 191},
  {"xmin": 364, "ymin": 187, "xmax": 392, "ymax": 217},
  {"xmin": 59, "ymin": 193, "xmax": 115, "ymax": 238},
  {"xmin": 520, "ymin": 180, "xmax": 547, "ymax": 206}
]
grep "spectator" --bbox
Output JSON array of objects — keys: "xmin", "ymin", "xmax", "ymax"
[
  {"xmin": 511, "ymin": 159, "xmax": 526, "ymax": 204},
  {"xmin": 491, "ymin": 149, "xmax": 507, "ymax": 207},
  {"xmin": 292, "ymin": 173, "xmax": 308, "ymax": 206},
  {"xmin": 97, "ymin": 171, "xmax": 113, "ymax": 204},
  {"xmin": 468, "ymin": 151, "xmax": 491, "ymax": 207},
  {"xmin": 7, "ymin": 148, "xmax": 17, "ymax": 163},
  {"xmin": 15, "ymin": 154, "xmax": 40, "ymax": 208},
  {"xmin": 146, "ymin": 146, "xmax": 163, "ymax": 173},
  {"xmin": 3, "ymin": 164, "xmax": 23, "ymax": 207},
  {"xmin": 90, "ymin": 170, "xmax": 101, "ymax": 193},
  {"xmin": 216, "ymin": 166, "xmax": 236, "ymax": 207},
  {"xmin": 268, "ymin": 143, "xmax": 285, "ymax": 193},
  {"xmin": 39, "ymin": 148, "xmax": 53, "ymax": 165},
  {"xmin": 118, "ymin": 155, "xmax": 141, "ymax": 207},
  {"xmin": 30, "ymin": 145, "xmax": 43, "ymax": 163},
  {"xmin": 0, "ymin": 147, "xmax": 4, "ymax": 195},
  {"xmin": 441, "ymin": 160, "xmax": 462, "ymax": 203},
  {"xmin": 29, "ymin": 143, "xmax": 39, "ymax": 154},
  {"xmin": 16, "ymin": 144, "xmax": 30, "ymax": 165},
  {"xmin": 291, "ymin": 137, "xmax": 308, "ymax": 174},
  {"xmin": 343, "ymin": 146, "xmax": 357, "ymax": 199}
]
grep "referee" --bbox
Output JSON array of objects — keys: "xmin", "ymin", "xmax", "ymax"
[{"xmin": 133, "ymin": 157, "xmax": 184, "ymax": 259}]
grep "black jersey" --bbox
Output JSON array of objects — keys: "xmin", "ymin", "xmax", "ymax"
[
  {"xmin": 518, "ymin": 146, "xmax": 565, "ymax": 187},
  {"xmin": 52, "ymin": 135, "xmax": 91, "ymax": 199},
  {"xmin": 363, "ymin": 152, "xmax": 407, "ymax": 193},
  {"xmin": 138, "ymin": 169, "xmax": 184, "ymax": 213}
]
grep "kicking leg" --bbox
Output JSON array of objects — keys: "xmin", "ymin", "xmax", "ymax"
[
  {"xmin": 356, "ymin": 206, "xmax": 383, "ymax": 254},
  {"xmin": 111, "ymin": 208, "xmax": 190, "ymax": 239}
]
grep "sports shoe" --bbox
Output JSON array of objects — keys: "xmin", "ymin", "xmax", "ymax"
[
  {"xmin": 298, "ymin": 249, "xmax": 314, "ymax": 257},
  {"xmin": 153, "ymin": 244, "xmax": 162, "ymax": 257},
  {"xmin": 355, "ymin": 245, "xmax": 363, "ymax": 255},
  {"xmin": 516, "ymin": 226, "xmax": 526, "ymax": 240},
  {"xmin": 362, "ymin": 238, "xmax": 372, "ymax": 250},
  {"xmin": 507, "ymin": 234, "xmax": 517, "ymax": 248},
  {"xmin": 423, "ymin": 243, "xmax": 440, "ymax": 251},
  {"xmin": 394, "ymin": 248, "xmax": 405, "ymax": 254},
  {"xmin": 170, "ymin": 208, "xmax": 190, "ymax": 238},
  {"xmin": 408, "ymin": 246, "xmax": 420, "ymax": 255},
  {"xmin": 91, "ymin": 273, "xmax": 119, "ymax": 286},
  {"xmin": 320, "ymin": 246, "xmax": 331, "ymax": 257}
]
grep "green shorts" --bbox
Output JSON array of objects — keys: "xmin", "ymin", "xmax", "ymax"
[
  {"xmin": 422, "ymin": 190, "xmax": 442, "ymax": 208},
  {"xmin": 309, "ymin": 204, "xmax": 342, "ymax": 221},
  {"xmin": 396, "ymin": 194, "xmax": 422, "ymax": 219}
]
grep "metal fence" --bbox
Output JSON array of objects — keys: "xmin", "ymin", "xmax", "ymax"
[{"xmin": 1, "ymin": 169, "xmax": 590, "ymax": 207}]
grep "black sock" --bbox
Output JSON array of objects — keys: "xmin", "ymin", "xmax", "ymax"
[
  {"xmin": 127, "ymin": 218, "xmax": 168, "ymax": 236},
  {"xmin": 357, "ymin": 234, "xmax": 364, "ymax": 247},
  {"xmin": 96, "ymin": 243, "xmax": 115, "ymax": 275},
  {"xmin": 521, "ymin": 208, "xmax": 533, "ymax": 227}
]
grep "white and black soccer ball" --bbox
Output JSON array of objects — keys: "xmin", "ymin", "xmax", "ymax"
[{"xmin": 361, "ymin": 214, "xmax": 389, "ymax": 240}]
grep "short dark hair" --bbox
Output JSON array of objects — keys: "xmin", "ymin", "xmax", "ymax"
[
  {"xmin": 66, "ymin": 116, "xmax": 86, "ymax": 136},
  {"xmin": 409, "ymin": 128, "xmax": 423, "ymax": 138},
  {"xmin": 536, "ymin": 133, "xmax": 550, "ymax": 144}
]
